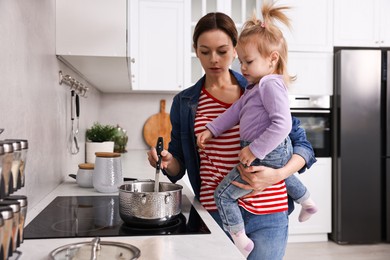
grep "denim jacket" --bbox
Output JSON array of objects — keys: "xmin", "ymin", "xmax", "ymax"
[{"xmin": 163, "ymin": 70, "xmax": 317, "ymax": 202}]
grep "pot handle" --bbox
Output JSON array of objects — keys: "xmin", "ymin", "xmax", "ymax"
[
  {"xmin": 141, "ymin": 194, "xmax": 147, "ymax": 205},
  {"xmin": 164, "ymin": 194, "xmax": 172, "ymax": 204}
]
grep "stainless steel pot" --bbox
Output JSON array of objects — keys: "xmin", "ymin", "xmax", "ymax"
[{"xmin": 118, "ymin": 180, "xmax": 183, "ymax": 226}]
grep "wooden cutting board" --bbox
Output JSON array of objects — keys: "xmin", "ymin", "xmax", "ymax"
[{"xmin": 143, "ymin": 99, "xmax": 171, "ymax": 149}]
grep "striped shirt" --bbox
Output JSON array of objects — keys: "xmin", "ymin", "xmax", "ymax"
[{"xmin": 194, "ymin": 87, "xmax": 288, "ymax": 214}]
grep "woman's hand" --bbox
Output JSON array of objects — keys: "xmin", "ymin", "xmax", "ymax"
[
  {"xmin": 232, "ymin": 163, "xmax": 282, "ymax": 197},
  {"xmin": 233, "ymin": 154, "xmax": 306, "ymax": 197},
  {"xmin": 147, "ymin": 147, "xmax": 173, "ymax": 170}
]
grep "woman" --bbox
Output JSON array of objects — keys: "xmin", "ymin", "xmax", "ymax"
[{"xmin": 147, "ymin": 12, "xmax": 316, "ymax": 260}]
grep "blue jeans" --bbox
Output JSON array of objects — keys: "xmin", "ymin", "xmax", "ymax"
[
  {"xmin": 209, "ymin": 209, "xmax": 288, "ymax": 260},
  {"xmin": 285, "ymin": 174, "xmax": 310, "ymax": 203},
  {"xmin": 214, "ymin": 138, "xmax": 293, "ymax": 234}
]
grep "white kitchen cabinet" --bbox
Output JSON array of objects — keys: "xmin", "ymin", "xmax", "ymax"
[
  {"xmin": 129, "ymin": 0, "xmax": 190, "ymax": 91},
  {"xmin": 287, "ymin": 52, "xmax": 333, "ymax": 96},
  {"xmin": 334, "ymin": 0, "xmax": 390, "ymax": 47},
  {"xmin": 56, "ymin": 0, "xmax": 190, "ymax": 92},
  {"xmin": 276, "ymin": 0, "xmax": 333, "ymax": 52},
  {"xmin": 288, "ymin": 158, "xmax": 332, "ymax": 242}
]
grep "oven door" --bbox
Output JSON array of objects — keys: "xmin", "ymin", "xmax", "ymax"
[{"xmin": 291, "ymin": 109, "xmax": 331, "ymax": 158}]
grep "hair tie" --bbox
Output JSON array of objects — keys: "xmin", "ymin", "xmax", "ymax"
[{"xmin": 260, "ymin": 22, "xmax": 266, "ymax": 28}]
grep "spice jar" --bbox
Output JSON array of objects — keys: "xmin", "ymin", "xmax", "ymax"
[
  {"xmin": 0, "ymin": 143, "xmax": 3, "ymax": 197},
  {"xmin": 0, "ymin": 214, "xmax": 4, "ymax": 260},
  {"xmin": 6, "ymin": 139, "xmax": 28, "ymax": 188},
  {"xmin": 0, "ymin": 206, "xmax": 14, "ymax": 260},
  {"xmin": 93, "ymin": 152, "xmax": 123, "ymax": 193},
  {"xmin": 0, "ymin": 200, "xmax": 20, "ymax": 256},
  {"xmin": 76, "ymin": 163, "xmax": 94, "ymax": 188},
  {"xmin": 7, "ymin": 140, "xmax": 21, "ymax": 193},
  {"xmin": 0, "ymin": 141, "xmax": 14, "ymax": 198},
  {"xmin": 5, "ymin": 195, "xmax": 27, "ymax": 245}
]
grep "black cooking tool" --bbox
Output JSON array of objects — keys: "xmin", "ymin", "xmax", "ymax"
[{"xmin": 154, "ymin": 137, "xmax": 164, "ymax": 192}]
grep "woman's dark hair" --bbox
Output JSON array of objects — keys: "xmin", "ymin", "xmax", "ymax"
[{"xmin": 193, "ymin": 12, "xmax": 238, "ymax": 49}]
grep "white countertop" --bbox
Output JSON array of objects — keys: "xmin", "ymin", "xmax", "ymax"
[{"xmin": 18, "ymin": 151, "xmax": 245, "ymax": 260}]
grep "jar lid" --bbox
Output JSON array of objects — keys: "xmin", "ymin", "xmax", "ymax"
[
  {"xmin": 0, "ymin": 200, "xmax": 21, "ymax": 213},
  {"xmin": 5, "ymin": 140, "xmax": 21, "ymax": 151},
  {"xmin": 95, "ymin": 152, "xmax": 121, "ymax": 158},
  {"xmin": 50, "ymin": 237, "xmax": 141, "ymax": 260},
  {"xmin": 0, "ymin": 206, "xmax": 14, "ymax": 220},
  {"xmin": 0, "ymin": 141, "xmax": 14, "ymax": 153},
  {"xmin": 5, "ymin": 195, "xmax": 28, "ymax": 207},
  {"xmin": 5, "ymin": 139, "xmax": 28, "ymax": 149},
  {"xmin": 78, "ymin": 163, "xmax": 95, "ymax": 170}
]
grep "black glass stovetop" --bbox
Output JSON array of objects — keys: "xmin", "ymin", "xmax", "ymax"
[{"xmin": 23, "ymin": 195, "xmax": 210, "ymax": 239}]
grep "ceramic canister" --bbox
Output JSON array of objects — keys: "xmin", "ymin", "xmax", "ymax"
[
  {"xmin": 77, "ymin": 163, "xmax": 94, "ymax": 188},
  {"xmin": 93, "ymin": 152, "xmax": 123, "ymax": 193}
]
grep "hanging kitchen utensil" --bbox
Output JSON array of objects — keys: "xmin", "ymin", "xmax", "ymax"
[
  {"xmin": 143, "ymin": 99, "xmax": 171, "ymax": 149},
  {"xmin": 154, "ymin": 137, "xmax": 163, "ymax": 192},
  {"xmin": 74, "ymin": 93, "xmax": 80, "ymax": 152},
  {"xmin": 68, "ymin": 90, "xmax": 79, "ymax": 155}
]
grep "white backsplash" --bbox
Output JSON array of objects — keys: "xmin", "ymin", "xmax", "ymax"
[{"xmin": 0, "ymin": 0, "xmax": 101, "ymax": 208}]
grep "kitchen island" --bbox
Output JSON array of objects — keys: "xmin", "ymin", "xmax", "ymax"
[{"xmin": 18, "ymin": 151, "xmax": 245, "ymax": 260}]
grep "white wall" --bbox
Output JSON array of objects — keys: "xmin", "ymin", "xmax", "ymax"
[
  {"xmin": 0, "ymin": 0, "xmax": 101, "ymax": 208},
  {"xmin": 0, "ymin": 0, "xmax": 179, "ymax": 209},
  {"xmin": 99, "ymin": 93, "xmax": 175, "ymax": 150}
]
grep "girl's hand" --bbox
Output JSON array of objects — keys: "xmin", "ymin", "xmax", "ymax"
[
  {"xmin": 238, "ymin": 146, "xmax": 256, "ymax": 167},
  {"xmin": 147, "ymin": 147, "xmax": 173, "ymax": 170},
  {"xmin": 196, "ymin": 130, "xmax": 213, "ymax": 149}
]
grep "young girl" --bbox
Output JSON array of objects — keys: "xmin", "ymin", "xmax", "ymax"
[{"xmin": 197, "ymin": 2, "xmax": 317, "ymax": 257}]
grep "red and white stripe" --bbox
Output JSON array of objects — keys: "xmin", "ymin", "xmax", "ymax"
[{"xmin": 194, "ymin": 88, "xmax": 288, "ymax": 214}]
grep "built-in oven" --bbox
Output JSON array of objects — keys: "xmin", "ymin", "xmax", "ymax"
[{"xmin": 289, "ymin": 95, "xmax": 332, "ymax": 158}]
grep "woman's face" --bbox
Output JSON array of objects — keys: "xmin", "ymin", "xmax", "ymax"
[{"xmin": 195, "ymin": 29, "xmax": 237, "ymax": 77}]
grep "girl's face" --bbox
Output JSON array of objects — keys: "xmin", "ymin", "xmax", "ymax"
[
  {"xmin": 195, "ymin": 29, "xmax": 237, "ymax": 77},
  {"xmin": 236, "ymin": 41, "xmax": 275, "ymax": 84}
]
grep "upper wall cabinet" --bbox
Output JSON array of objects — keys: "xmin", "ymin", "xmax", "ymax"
[
  {"xmin": 276, "ymin": 0, "xmax": 333, "ymax": 52},
  {"xmin": 56, "ymin": 0, "xmax": 190, "ymax": 93},
  {"xmin": 334, "ymin": 0, "xmax": 390, "ymax": 47}
]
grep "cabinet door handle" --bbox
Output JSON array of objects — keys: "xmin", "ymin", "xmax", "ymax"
[{"xmin": 131, "ymin": 58, "xmax": 136, "ymax": 63}]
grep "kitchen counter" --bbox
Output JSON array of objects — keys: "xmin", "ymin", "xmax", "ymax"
[{"xmin": 18, "ymin": 150, "xmax": 245, "ymax": 260}]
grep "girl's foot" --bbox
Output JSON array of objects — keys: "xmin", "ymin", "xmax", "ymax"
[
  {"xmin": 231, "ymin": 229, "xmax": 254, "ymax": 258},
  {"xmin": 299, "ymin": 198, "xmax": 318, "ymax": 222}
]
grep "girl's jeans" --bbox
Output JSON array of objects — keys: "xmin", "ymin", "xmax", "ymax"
[{"xmin": 214, "ymin": 138, "xmax": 293, "ymax": 234}]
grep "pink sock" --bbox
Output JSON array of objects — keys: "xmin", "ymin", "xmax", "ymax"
[
  {"xmin": 299, "ymin": 198, "xmax": 318, "ymax": 222},
  {"xmin": 231, "ymin": 229, "xmax": 254, "ymax": 258}
]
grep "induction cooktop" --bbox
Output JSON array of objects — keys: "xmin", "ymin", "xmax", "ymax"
[{"xmin": 23, "ymin": 195, "xmax": 211, "ymax": 239}]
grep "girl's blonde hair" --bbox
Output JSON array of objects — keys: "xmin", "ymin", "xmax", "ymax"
[{"xmin": 239, "ymin": 1, "xmax": 295, "ymax": 85}]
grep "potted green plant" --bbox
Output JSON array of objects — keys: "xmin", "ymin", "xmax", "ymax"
[{"xmin": 85, "ymin": 122, "xmax": 117, "ymax": 163}]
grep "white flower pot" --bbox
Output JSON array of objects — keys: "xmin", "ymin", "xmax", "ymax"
[{"xmin": 85, "ymin": 141, "xmax": 114, "ymax": 163}]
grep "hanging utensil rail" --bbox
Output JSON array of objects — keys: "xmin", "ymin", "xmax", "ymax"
[{"xmin": 59, "ymin": 70, "xmax": 88, "ymax": 97}]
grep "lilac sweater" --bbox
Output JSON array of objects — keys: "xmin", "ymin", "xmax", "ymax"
[{"xmin": 206, "ymin": 74, "xmax": 292, "ymax": 159}]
